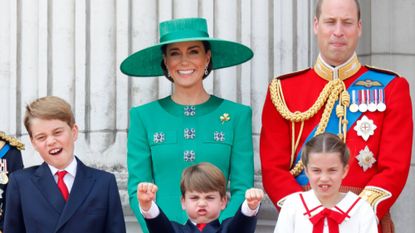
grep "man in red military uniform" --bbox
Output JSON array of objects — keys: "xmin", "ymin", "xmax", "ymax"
[{"xmin": 260, "ymin": 0, "xmax": 413, "ymax": 233}]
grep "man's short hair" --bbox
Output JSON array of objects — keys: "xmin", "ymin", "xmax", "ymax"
[{"xmin": 315, "ymin": 0, "xmax": 361, "ymax": 20}]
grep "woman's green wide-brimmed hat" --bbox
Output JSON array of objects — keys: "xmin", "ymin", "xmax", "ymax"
[{"xmin": 120, "ymin": 17, "xmax": 254, "ymax": 77}]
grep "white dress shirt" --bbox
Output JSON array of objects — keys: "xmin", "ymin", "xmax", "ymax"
[{"xmin": 48, "ymin": 157, "xmax": 77, "ymax": 193}]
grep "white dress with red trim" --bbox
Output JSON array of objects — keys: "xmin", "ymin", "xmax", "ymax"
[{"xmin": 273, "ymin": 190, "xmax": 378, "ymax": 233}]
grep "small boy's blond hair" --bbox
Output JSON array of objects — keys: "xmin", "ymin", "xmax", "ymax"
[
  {"xmin": 180, "ymin": 162, "xmax": 226, "ymax": 198},
  {"xmin": 24, "ymin": 96, "xmax": 75, "ymax": 137}
]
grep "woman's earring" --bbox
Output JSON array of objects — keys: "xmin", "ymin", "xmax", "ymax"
[
  {"xmin": 204, "ymin": 66, "xmax": 208, "ymax": 75},
  {"xmin": 167, "ymin": 71, "xmax": 171, "ymax": 77}
]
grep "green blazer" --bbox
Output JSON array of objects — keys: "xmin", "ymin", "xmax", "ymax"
[{"xmin": 127, "ymin": 95, "xmax": 254, "ymax": 233}]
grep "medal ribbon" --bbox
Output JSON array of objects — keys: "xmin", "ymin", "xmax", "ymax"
[{"xmin": 295, "ymin": 70, "xmax": 396, "ymax": 185}]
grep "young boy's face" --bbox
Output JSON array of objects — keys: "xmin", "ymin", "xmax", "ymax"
[
  {"xmin": 181, "ymin": 190, "xmax": 227, "ymax": 224},
  {"xmin": 305, "ymin": 152, "xmax": 349, "ymax": 206},
  {"xmin": 30, "ymin": 118, "xmax": 78, "ymax": 170}
]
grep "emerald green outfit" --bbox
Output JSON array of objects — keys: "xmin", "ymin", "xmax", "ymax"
[
  {"xmin": 127, "ymin": 95, "xmax": 254, "ymax": 233},
  {"xmin": 121, "ymin": 17, "xmax": 255, "ymax": 233}
]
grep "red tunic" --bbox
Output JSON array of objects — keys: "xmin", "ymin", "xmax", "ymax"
[{"xmin": 260, "ymin": 65, "xmax": 413, "ymax": 228}]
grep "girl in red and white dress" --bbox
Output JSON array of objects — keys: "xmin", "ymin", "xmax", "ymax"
[{"xmin": 273, "ymin": 133, "xmax": 377, "ymax": 233}]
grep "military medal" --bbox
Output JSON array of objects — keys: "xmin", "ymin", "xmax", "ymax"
[
  {"xmin": 367, "ymin": 89, "xmax": 377, "ymax": 112},
  {"xmin": 354, "ymin": 116, "xmax": 377, "ymax": 141},
  {"xmin": 0, "ymin": 159, "xmax": 8, "ymax": 185},
  {"xmin": 349, "ymin": 90, "xmax": 359, "ymax": 112},
  {"xmin": 0, "ymin": 173, "xmax": 7, "ymax": 185},
  {"xmin": 356, "ymin": 146, "xmax": 376, "ymax": 171},
  {"xmin": 358, "ymin": 90, "xmax": 368, "ymax": 112},
  {"xmin": 377, "ymin": 89, "xmax": 386, "ymax": 112}
]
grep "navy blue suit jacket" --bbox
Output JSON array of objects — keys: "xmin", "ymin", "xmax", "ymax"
[
  {"xmin": 0, "ymin": 143, "xmax": 24, "ymax": 230},
  {"xmin": 145, "ymin": 206, "xmax": 257, "ymax": 233},
  {"xmin": 4, "ymin": 157, "xmax": 126, "ymax": 233}
]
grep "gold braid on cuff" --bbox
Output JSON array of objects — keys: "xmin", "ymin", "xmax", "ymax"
[{"xmin": 359, "ymin": 186, "xmax": 392, "ymax": 214}]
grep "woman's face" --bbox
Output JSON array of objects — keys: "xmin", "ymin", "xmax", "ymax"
[{"xmin": 163, "ymin": 41, "xmax": 211, "ymax": 89}]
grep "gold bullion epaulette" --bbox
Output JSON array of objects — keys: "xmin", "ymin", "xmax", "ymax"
[
  {"xmin": 365, "ymin": 65, "xmax": 400, "ymax": 77},
  {"xmin": 359, "ymin": 186, "xmax": 392, "ymax": 214},
  {"xmin": 0, "ymin": 131, "xmax": 25, "ymax": 150},
  {"xmin": 275, "ymin": 67, "xmax": 311, "ymax": 80}
]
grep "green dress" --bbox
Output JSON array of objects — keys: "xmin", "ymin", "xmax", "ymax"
[{"xmin": 127, "ymin": 95, "xmax": 254, "ymax": 232}]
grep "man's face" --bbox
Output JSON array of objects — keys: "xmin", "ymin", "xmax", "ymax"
[{"xmin": 314, "ymin": 0, "xmax": 362, "ymax": 66}]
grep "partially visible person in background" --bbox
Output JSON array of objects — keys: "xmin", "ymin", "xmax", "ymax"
[
  {"xmin": 121, "ymin": 17, "xmax": 255, "ymax": 233},
  {"xmin": 0, "ymin": 131, "xmax": 24, "ymax": 233}
]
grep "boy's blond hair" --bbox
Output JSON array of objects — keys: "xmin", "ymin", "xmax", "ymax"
[
  {"xmin": 24, "ymin": 96, "xmax": 75, "ymax": 137},
  {"xmin": 180, "ymin": 162, "xmax": 226, "ymax": 198}
]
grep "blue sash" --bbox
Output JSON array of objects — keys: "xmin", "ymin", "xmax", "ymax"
[
  {"xmin": 295, "ymin": 70, "xmax": 395, "ymax": 185},
  {"xmin": 0, "ymin": 143, "xmax": 10, "ymax": 158}
]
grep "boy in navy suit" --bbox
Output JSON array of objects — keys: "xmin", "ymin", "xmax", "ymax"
[
  {"xmin": 138, "ymin": 162, "xmax": 263, "ymax": 233},
  {"xmin": 4, "ymin": 96, "xmax": 126, "ymax": 233}
]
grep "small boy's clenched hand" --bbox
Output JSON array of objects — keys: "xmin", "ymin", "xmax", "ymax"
[
  {"xmin": 137, "ymin": 182, "xmax": 158, "ymax": 211},
  {"xmin": 245, "ymin": 188, "xmax": 264, "ymax": 210}
]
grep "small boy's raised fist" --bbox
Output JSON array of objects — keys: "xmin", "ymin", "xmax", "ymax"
[
  {"xmin": 137, "ymin": 182, "xmax": 158, "ymax": 211},
  {"xmin": 245, "ymin": 188, "xmax": 264, "ymax": 210}
]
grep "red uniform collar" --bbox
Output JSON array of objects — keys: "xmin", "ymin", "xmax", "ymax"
[{"xmin": 314, "ymin": 53, "xmax": 361, "ymax": 81}]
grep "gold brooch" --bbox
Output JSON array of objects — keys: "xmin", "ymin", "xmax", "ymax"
[{"xmin": 220, "ymin": 113, "xmax": 230, "ymax": 124}]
